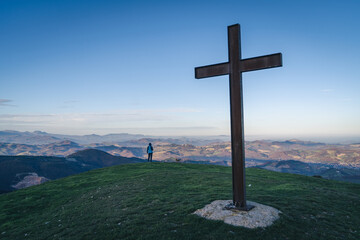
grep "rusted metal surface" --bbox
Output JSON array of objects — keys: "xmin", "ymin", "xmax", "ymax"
[{"xmin": 194, "ymin": 24, "xmax": 282, "ymax": 211}]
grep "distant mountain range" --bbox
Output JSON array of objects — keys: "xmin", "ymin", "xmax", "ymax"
[
  {"xmin": 0, "ymin": 130, "xmax": 229, "ymax": 145},
  {"xmin": 1, "ymin": 137, "xmax": 359, "ymax": 168},
  {"xmin": 0, "ymin": 149, "xmax": 145, "ymax": 194},
  {"xmin": 0, "ymin": 130, "xmax": 147, "ymax": 144}
]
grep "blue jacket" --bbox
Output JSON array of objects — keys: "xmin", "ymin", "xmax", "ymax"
[{"xmin": 147, "ymin": 145, "xmax": 153, "ymax": 153}]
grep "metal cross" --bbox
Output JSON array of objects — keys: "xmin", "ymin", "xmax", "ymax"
[{"xmin": 195, "ymin": 24, "xmax": 282, "ymax": 211}]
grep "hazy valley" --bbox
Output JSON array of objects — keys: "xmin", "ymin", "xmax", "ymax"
[{"xmin": 1, "ymin": 134, "xmax": 359, "ymax": 168}]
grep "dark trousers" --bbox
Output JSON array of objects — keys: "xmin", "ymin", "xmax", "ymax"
[{"xmin": 148, "ymin": 153, "xmax": 153, "ymax": 162}]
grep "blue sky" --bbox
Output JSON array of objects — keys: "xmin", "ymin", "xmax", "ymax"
[{"xmin": 0, "ymin": 0, "xmax": 359, "ymax": 141}]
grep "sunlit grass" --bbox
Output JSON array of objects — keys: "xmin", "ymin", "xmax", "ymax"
[{"xmin": 0, "ymin": 163, "xmax": 359, "ymax": 239}]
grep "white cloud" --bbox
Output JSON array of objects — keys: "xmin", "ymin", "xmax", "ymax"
[{"xmin": 0, "ymin": 99, "xmax": 16, "ymax": 107}]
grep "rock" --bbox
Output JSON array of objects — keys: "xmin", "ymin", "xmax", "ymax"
[
  {"xmin": 12, "ymin": 172, "xmax": 49, "ymax": 189},
  {"xmin": 193, "ymin": 200, "xmax": 281, "ymax": 229}
]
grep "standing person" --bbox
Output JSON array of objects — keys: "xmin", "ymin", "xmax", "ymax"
[{"xmin": 147, "ymin": 143, "xmax": 153, "ymax": 162}]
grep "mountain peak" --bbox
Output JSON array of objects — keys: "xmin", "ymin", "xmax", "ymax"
[
  {"xmin": 33, "ymin": 131, "xmax": 48, "ymax": 135},
  {"xmin": 49, "ymin": 140, "xmax": 79, "ymax": 147}
]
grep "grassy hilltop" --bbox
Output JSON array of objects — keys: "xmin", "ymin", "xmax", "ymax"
[{"xmin": 0, "ymin": 163, "xmax": 359, "ymax": 240}]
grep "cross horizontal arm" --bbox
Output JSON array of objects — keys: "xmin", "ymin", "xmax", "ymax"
[
  {"xmin": 195, "ymin": 62, "xmax": 229, "ymax": 79},
  {"xmin": 195, "ymin": 53, "xmax": 282, "ymax": 79},
  {"xmin": 240, "ymin": 53, "xmax": 282, "ymax": 73}
]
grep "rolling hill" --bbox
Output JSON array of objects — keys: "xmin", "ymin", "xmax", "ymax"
[
  {"xmin": 251, "ymin": 160, "xmax": 360, "ymax": 184},
  {"xmin": 0, "ymin": 149, "xmax": 145, "ymax": 193},
  {"xmin": 320, "ymin": 168, "xmax": 360, "ymax": 183},
  {"xmin": 255, "ymin": 160, "xmax": 324, "ymax": 176},
  {"xmin": 0, "ymin": 163, "xmax": 359, "ymax": 239},
  {"xmin": 68, "ymin": 149, "xmax": 145, "ymax": 167}
]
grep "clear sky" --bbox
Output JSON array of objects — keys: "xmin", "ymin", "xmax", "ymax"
[{"xmin": 1, "ymin": 0, "xmax": 359, "ymax": 141}]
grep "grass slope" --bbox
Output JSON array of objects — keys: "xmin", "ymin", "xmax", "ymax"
[{"xmin": 0, "ymin": 163, "xmax": 359, "ymax": 240}]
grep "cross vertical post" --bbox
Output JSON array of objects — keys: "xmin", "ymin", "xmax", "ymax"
[
  {"xmin": 227, "ymin": 25, "xmax": 249, "ymax": 210},
  {"xmin": 195, "ymin": 24, "xmax": 282, "ymax": 211}
]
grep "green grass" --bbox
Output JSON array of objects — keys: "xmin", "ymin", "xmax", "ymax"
[{"xmin": 0, "ymin": 162, "xmax": 359, "ymax": 240}]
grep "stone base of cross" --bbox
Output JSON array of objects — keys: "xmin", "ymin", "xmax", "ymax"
[{"xmin": 195, "ymin": 24, "xmax": 282, "ymax": 211}]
